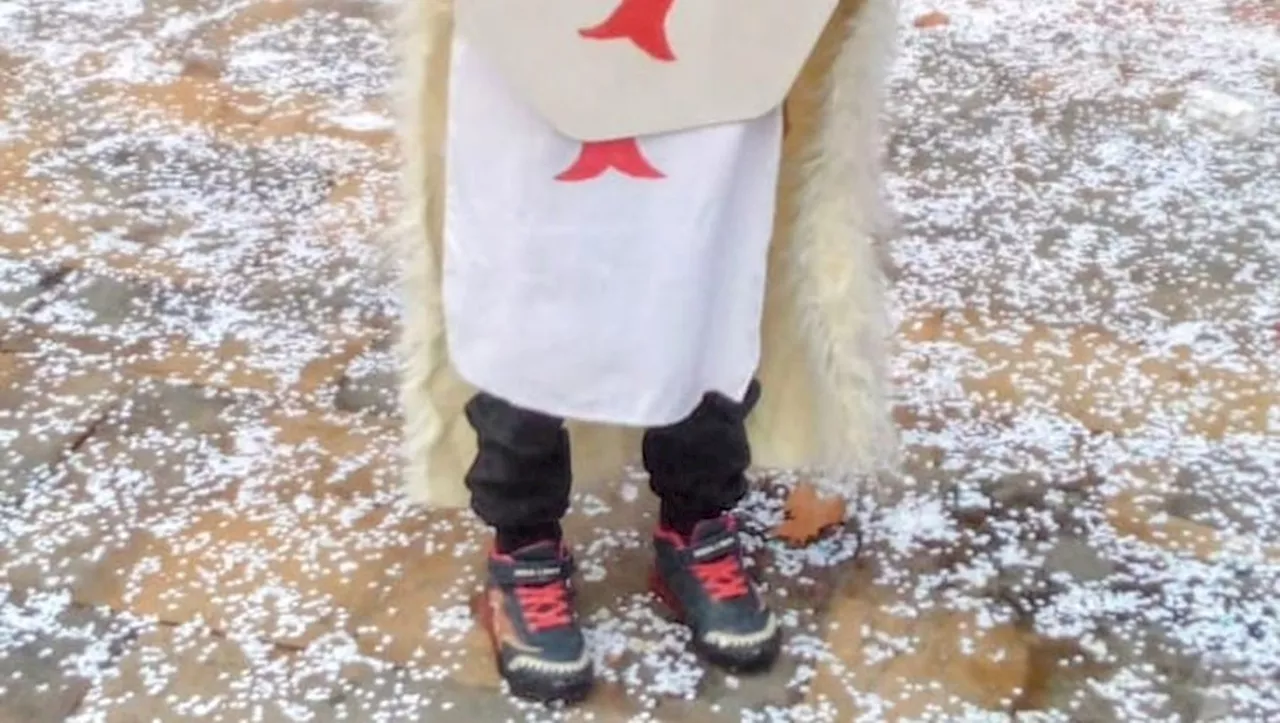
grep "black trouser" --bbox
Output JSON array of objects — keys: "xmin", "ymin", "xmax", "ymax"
[{"xmin": 464, "ymin": 381, "xmax": 761, "ymax": 540}]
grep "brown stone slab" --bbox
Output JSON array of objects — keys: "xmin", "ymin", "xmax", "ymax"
[
  {"xmin": 260, "ymin": 409, "xmax": 399, "ymax": 499},
  {"xmin": 1106, "ymin": 489, "xmax": 1280, "ymax": 564},
  {"xmin": 806, "ymin": 580, "xmax": 1033, "ymax": 719},
  {"xmin": 75, "ymin": 407, "xmax": 407, "ymax": 649},
  {"xmin": 78, "ymin": 625, "xmax": 334, "ymax": 723},
  {"xmin": 898, "ymin": 313, "xmax": 1275, "ymax": 439},
  {"xmin": 346, "ymin": 510, "xmax": 495, "ymax": 684},
  {"xmin": 125, "ymin": 330, "xmax": 376, "ymax": 399}
]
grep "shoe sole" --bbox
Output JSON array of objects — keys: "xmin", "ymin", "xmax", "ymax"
[
  {"xmin": 473, "ymin": 591, "xmax": 595, "ymax": 704},
  {"xmin": 500, "ymin": 661, "xmax": 594, "ymax": 704},
  {"xmin": 649, "ymin": 570, "xmax": 783, "ymax": 673}
]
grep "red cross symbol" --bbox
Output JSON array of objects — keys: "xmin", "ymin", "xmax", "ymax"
[
  {"xmin": 555, "ymin": 0, "xmax": 678, "ymax": 182},
  {"xmin": 578, "ymin": 0, "xmax": 677, "ymax": 62},
  {"xmin": 555, "ymin": 138, "xmax": 665, "ymax": 182}
]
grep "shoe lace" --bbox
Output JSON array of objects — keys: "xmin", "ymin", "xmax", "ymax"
[
  {"xmin": 693, "ymin": 554, "xmax": 750, "ymax": 602},
  {"xmin": 515, "ymin": 582, "xmax": 572, "ymax": 633}
]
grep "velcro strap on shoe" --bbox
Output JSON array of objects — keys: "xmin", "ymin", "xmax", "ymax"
[
  {"xmin": 688, "ymin": 530, "xmax": 739, "ymax": 564},
  {"xmin": 491, "ymin": 555, "xmax": 573, "ymax": 588}
]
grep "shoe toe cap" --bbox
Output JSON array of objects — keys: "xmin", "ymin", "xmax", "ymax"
[{"xmin": 702, "ymin": 610, "xmax": 779, "ymax": 649}]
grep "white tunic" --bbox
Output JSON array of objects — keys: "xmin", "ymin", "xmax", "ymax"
[{"xmin": 443, "ymin": 39, "xmax": 783, "ymax": 427}]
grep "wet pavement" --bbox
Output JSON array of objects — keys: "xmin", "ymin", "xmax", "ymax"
[{"xmin": 1, "ymin": 0, "xmax": 1278, "ymax": 720}]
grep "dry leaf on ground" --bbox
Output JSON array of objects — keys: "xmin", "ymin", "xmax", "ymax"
[
  {"xmin": 773, "ymin": 482, "xmax": 847, "ymax": 546},
  {"xmin": 914, "ymin": 10, "xmax": 951, "ymax": 28}
]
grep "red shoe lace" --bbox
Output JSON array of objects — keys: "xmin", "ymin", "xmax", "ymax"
[
  {"xmin": 693, "ymin": 555, "xmax": 750, "ymax": 601},
  {"xmin": 515, "ymin": 583, "xmax": 572, "ymax": 633}
]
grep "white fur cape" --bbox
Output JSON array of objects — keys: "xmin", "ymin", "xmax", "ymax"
[{"xmin": 394, "ymin": 0, "xmax": 898, "ymax": 507}]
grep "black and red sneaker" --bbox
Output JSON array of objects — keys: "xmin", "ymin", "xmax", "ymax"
[
  {"xmin": 476, "ymin": 541, "xmax": 594, "ymax": 703},
  {"xmin": 651, "ymin": 515, "xmax": 782, "ymax": 672}
]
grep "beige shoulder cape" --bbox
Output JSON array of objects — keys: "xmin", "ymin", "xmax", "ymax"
[{"xmin": 394, "ymin": 0, "xmax": 899, "ymax": 506}]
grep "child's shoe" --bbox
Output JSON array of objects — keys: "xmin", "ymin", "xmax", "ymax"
[
  {"xmin": 477, "ymin": 540, "xmax": 594, "ymax": 702},
  {"xmin": 651, "ymin": 515, "xmax": 781, "ymax": 671}
]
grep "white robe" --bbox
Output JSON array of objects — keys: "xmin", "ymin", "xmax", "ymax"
[{"xmin": 442, "ymin": 39, "xmax": 783, "ymax": 427}]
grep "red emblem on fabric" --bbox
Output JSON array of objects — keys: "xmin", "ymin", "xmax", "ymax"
[
  {"xmin": 579, "ymin": 0, "xmax": 677, "ymax": 62},
  {"xmin": 562, "ymin": 1, "xmax": 675, "ymax": 182},
  {"xmin": 556, "ymin": 138, "xmax": 665, "ymax": 182}
]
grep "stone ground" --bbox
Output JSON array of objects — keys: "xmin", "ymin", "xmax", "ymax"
[{"xmin": 1, "ymin": 0, "xmax": 1278, "ymax": 721}]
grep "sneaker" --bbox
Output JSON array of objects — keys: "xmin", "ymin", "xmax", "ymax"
[
  {"xmin": 651, "ymin": 515, "xmax": 782, "ymax": 671},
  {"xmin": 477, "ymin": 540, "xmax": 594, "ymax": 702}
]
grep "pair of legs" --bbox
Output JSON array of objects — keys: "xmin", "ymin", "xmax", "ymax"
[
  {"xmin": 465, "ymin": 380, "xmax": 760, "ymax": 549},
  {"xmin": 465, "ymin": 381, "xmax": 779, "ymax": 703}
]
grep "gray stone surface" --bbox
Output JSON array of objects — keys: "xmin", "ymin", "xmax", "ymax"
[
  {"xmin": 0, "ymin": 596, "xmax": 129, "ymax": 723},
  {"xmin": 1044, "ymin": 538, "xmax": 1115, "ymax": 583}
]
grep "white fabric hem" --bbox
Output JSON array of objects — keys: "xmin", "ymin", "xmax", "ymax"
[{"xmin": 450, "ymin": 354, "xmax": 760, "ymax": 429}]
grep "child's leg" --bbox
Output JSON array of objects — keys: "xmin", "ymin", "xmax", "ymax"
[
  {"xmin": 464, "ymin": 391, "xmax": 593, "ymax": 703},
  {"xmin": 643, "ymin": 380, "xmax": 760, "ymax": 533},
  {"xmin": 643, "ymin": 381, "xmax": 781, "ymax": 672},
  {"xmin": 464, "ymin": 392, "xmax": 571, "ymax": 551}
]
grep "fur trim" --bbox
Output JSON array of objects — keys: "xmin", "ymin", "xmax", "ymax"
[
  {"xmin": 394, "ymin": 0, "xmax": 898, "ymax": 506},
  {"xmin": 749, "ymin": 0, "xmax": 899, "ymax": 491},
  {"xmin": 393, "ymin": 0, "xmax": 471, "ymax": 506}
]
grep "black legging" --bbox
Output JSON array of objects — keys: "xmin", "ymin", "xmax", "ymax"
[{"xmin": 463, "ymin": 381, "xmax": 761, "ymax": 543}]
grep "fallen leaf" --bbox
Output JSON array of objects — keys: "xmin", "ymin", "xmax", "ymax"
[
  {"xmin": 1028, "ymin": 73, "xmax": 1057, "ymax": 96},
  {"xmin": 773, "ymin": 482, "xmax": 847, "ymax": 546},
  {"xmin": 914, "ymin": 10, "xmax": 951, "ymax": 29}
]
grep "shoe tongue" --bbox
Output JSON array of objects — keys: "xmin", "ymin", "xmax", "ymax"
[
  {"xmin": 690, "ymin": 515, "xmax": 731, "ymax": 543},
  {"xmin": 496, "ymin": 541, "xmax": 570, "ymax": 588},
  {"xmin": 509, "ymin": 539, "xmax": 562, "ymax": 562},
  {"xmin": 688, "ymin": 517, "xmax": 737, "ymax": 563}
]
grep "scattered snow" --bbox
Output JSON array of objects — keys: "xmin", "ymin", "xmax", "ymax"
[{"xmin": 0, "ymin": 0, "xmax": 1276, "ymax": 720}]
